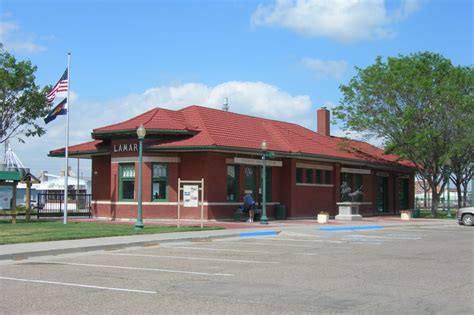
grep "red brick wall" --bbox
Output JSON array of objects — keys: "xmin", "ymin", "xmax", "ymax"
[
  {"xmin": 179, "ymin": 152, "xmax": 210, "ymax": 219},
  {"xmin": 317, "ymin": 108, "xmax": 330, "ymax": 136},
  {"xmin": 141, "ymin": 162, "xmax": 151, "ymax": 202},
  {"xmin": 206, "ymin": 153, "xmax": 228, "ymax": 202},
  {"xmin": 279, "ymin": 159, "xmax": 296, "ymax": 216},
  {"xmin": 94, "ymin": 203, "xmax": 112, "ymax": 218},
  {"xmin": 90, "ymin": 149, "xmax": 415, "ymax": 220},
  {"xmin": 92, "ymin": 156, "xmax": 111, "ymax": 200},
  {"xmin": 109, "ymin": 162, "xmax": 119, "ymax": 219},
  {"xmin": 271, "ymin": 164, "xmax": 281, "ymax": 203},
  {"xmin": 291, "ymin": 160, "xmax": 339, "ymax": 217},
  {"xmin": 294, "ymin": 185, "xmax": 335, "ymax": 217},
  {"xmin": 363, "ymin": 173, "xmax": 375, "ymax": 206}
]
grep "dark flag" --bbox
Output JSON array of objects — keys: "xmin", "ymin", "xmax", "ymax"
[{"xmin": 44, "ymin": 97, "xmax": 67, "ymax": 124}]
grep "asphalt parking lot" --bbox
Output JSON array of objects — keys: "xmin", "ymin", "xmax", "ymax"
[{"xmin": 0, "ymin": 223, "xmax": 473, "ymax": 314}]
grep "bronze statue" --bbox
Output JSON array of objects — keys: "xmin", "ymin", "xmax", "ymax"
[{"xmin": 341, "ymin": 182, "xmax": 364, "ymax": 202}]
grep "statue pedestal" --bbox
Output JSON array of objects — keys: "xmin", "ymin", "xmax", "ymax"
[{"xmin": 335, "ymin": 202, "xmax": 371, "ymax": 221}]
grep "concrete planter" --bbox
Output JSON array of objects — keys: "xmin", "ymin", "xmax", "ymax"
[
  {"xmin": 317, "ymin": 213, "xmax": 329, "ymax": 224},
  {"xmin": 401, "ymin": 210, "xmax": 412, "ymax": 221}
]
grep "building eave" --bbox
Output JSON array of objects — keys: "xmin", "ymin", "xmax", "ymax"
[{"xmin": 48, "ymin": 149, "xmax": 110, "ymax": 159}]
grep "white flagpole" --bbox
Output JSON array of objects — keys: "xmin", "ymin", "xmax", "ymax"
[{"xmin": 63, "ymin": 52, "xmax": 71, "ymax": 224}]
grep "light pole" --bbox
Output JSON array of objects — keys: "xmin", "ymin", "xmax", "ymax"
[
  {"xmin": 135, "ymin": 124, "xmax": 146, "ymax": 230},
  {"xmin": 260, "ymin": 140, "xmax": 269, "ymax": 225}
]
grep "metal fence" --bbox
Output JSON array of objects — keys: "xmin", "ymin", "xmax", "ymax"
[
  {"xmin": 416, "ymin": 197, "xmax": 472, "ymax": 210},
  {"xmin": 37, "ymin": 193, "xmax": 92, "ymax": 218}
]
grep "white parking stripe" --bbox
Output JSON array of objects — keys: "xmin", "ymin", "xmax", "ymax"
[
  {"xmin": 295, "ymin": 253, "xmax": 320, "ymax": 256},
  {"xmin": 340, "ymin": 237, "xmax": 383, "ymax": 245},
  {"xmin": 347, "ymin": 234, "xmax": 422, "ymax": 240},
  {"xmin": 101, "ymin": 252, "xmax": 279, "ymax": 264},
  {"xmin": 397, "ymin": 227, "xmax": 462, "ymax": 233},
  {"xmin": 42, "ymin": 261, "xmax": 233, "ymax": 277},
  {"xmin": 232, "ymin": 241, "xmax": 318, "ymax": 248},
  {"xmin": 261, "ymin": 237, "xmax": 346, "ymax": 244},
  {"xmin": 0, "ymin": 276, "xmax": 157, "ymax": 294},
  {"xmin": 161, "ymin": 246, "xmax": 284, "ymax": 254}
]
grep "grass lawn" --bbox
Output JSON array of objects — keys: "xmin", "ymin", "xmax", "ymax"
[{"xmin": 0, "ymin": 221, "xmax": 223, "ymax": 245}]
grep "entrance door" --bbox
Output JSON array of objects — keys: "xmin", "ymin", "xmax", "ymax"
[
  {"xmin": 398, "ymin": 178, "xmax": 409, "ymax": 210},
  {"xmin": 376, "ymin": 176, "xmax": 388, "ymax": 212},
  {"xmin": 244, "ymin": 165, "xmax": 256, "ymax": 196}
]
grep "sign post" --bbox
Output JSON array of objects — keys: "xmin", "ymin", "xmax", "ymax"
[{"xmin": 177, "ymin": 178, "xmax": 204, "ymax": 229}]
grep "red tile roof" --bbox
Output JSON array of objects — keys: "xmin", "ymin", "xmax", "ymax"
[
  {"xmin": 50, "ymin": 105, "xmax": 415, "ymax": 169},
  {"xmin": 93, "ymin": 107, "xmax": 199, "ymax": 134},
  {"xmin": 50, "ymin": 140, "xmax": 104, "ymax": 156}
]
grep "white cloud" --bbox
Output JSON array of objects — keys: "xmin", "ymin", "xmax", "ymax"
[
  {"xmin": 302, "ymin": 58, "xmax": 348, "ymax": 80},
  {"xmin": 251, "ymin": 0, "xmax": 421, "ymax": 42},
  {"xmin": 396, "ymin": 0, "xmax": 422, "ymax": 19},
  {"xmin": 331, "ymin": 128, "xmax": 384, "ymax": 148},
  {"xmin": 0, "ymin": 21, "xmax": 46, "ymax": 53},
  {"xmin": 10, "ymin": 81, "xmax": 314, "ymax": 176},
  {"xmin": 116, "ymin": 81, "xmax": 312, "ymax": 121}
]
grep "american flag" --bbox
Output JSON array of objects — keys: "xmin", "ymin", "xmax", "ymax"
[{"xmin": 47, "ymin": 68, "xmax": 68, "ymax": 104}]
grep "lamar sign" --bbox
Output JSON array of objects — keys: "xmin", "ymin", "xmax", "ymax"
[{"xmin": 113, "ymin": 143, "xmax": 138, "ymax": 153}]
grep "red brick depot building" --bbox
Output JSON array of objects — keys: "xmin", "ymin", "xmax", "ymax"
[{"xmin": 50, "ymin": 105, "xmax": 415, "ymax": 220}]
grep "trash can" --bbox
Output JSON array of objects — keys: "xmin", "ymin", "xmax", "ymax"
[{"xmin": 274, "ymin": 204, "xmax": 287, "ymax": 220}]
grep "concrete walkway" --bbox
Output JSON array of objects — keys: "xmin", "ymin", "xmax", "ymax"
[{"xmin": 0, "ymin": 216, "xmax": 456, "ymax": 260}]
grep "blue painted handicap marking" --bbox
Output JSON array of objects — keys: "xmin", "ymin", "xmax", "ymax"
[
  {"xmin": 320, "ymin": 225, "xmax": 384, "ymax": 232},
  {"xmin": 240, "ymin": 231, "xmax": 278, "ymax": 237}
]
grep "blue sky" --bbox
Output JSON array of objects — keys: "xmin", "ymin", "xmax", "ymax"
[{"xmin": 1, "ymin": 0, "xmax": 472, "ymax": 177}]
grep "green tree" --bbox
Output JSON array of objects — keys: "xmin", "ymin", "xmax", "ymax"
[
  {"xmin": 450, "ymin": 153, "xmax": 473, "ymax": 208},
  {"xmin": 334, "ymin": 52, "xmax": 473, "ymax": 216},
  {"xmin": 449, "ymin": 75, "xmax": 474, "ymax": 208},
  {"xmin": 0, "ymin": 44, "xmax": 50, "ymax": 144}
]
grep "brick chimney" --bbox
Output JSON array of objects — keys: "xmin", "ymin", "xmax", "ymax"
[{"xmin": 317, "ymin": 107, "xmax": 330, "ymax": 136}]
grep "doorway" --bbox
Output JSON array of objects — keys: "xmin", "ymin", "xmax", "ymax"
[
  {"xmin": 376, "ymin": 176, "xmax": 389, "ymax": 212},
  {"xmin": 244, "ymin": 165, "xmax": 256, "ymax": 195},
  {"xmin": 398, "ymin": 178, "xmax": 409, "ymax": 210}
]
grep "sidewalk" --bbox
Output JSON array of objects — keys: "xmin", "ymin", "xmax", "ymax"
[{"xmin": 0, "ymin": 216, "xmax": 456, "ymax": 261}]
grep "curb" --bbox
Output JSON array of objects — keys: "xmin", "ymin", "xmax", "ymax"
[{"xmin": 0, "ymin": 230, "xmax": 281, "ymax": 261}]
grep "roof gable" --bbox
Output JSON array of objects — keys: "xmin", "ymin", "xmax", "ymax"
[{"xmin": 92, "ymin": 107, "xmax": 199, "ymax": 139}]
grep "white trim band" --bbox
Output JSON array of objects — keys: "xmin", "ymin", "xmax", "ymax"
[
  {"xmin": 296, "ymin": 183, "xmax": 334, "ymax": 187},
  {"xmin": 295, "ymin": 163, "xmax": 333, "ymax": 170},
  {"xmin": 112, "ymin": 156, "xmax": 180, "ymax": 163},
  {"xmin": 341, "ymin": 167, "xmax": 371, "ymax": 174},
  {"xmin": 93, "ymin": 200, "xmax": 281, "ymax": 206},
  {"xmin": 227, "ymin": 157, "xmax": 282, "ymax": 167}
]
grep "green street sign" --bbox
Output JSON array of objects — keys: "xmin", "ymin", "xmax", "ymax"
[{"xmin": 265, "ymin": 151, "xmax": 275, "ymax": 159}]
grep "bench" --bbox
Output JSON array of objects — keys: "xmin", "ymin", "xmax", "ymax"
[{"xmin": 233, "ymin": 208, "xmax": 262, "ymax": 222}]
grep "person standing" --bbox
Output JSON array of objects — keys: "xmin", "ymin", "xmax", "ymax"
[{"xmin": 242, "ymin": 192, "xmax": 256, "ymax": 223}]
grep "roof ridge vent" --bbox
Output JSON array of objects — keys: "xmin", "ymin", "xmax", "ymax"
[{"xmin": 222, "ymin": 98, "xmax": 229, "ymax": 112}]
